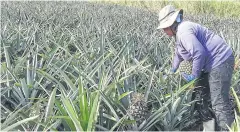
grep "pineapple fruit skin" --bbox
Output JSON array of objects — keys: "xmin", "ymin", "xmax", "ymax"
[
  {"xmin": 179, "ymin": 60, "xmax": 192, "ymax": 74},
  {"xmin": 128, "ymin": 92, "xmax": 148, "ymax": 125}
]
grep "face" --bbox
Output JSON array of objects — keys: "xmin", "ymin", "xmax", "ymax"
[{"xmin": 163, "ymin": 27, "xmax": 174, "ymax": 37}]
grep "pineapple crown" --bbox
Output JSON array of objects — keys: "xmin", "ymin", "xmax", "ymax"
[{"xmin": 131, "ymin": 92, "xmax": 145, "ymax": 103}]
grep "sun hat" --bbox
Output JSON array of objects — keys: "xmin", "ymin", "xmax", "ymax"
[{"xmin": 157, "ymin": 5, "xmax": 183, "ymax": 29}]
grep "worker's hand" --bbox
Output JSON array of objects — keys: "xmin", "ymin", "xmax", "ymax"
[{"xmin": 181, "ymin": 73, "xmax": 196, "ymax": 82}]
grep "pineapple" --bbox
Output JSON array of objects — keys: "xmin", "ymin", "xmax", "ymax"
[
  {"xmin": 128, "ymin": 92, "xmax": 149, "ymax": 126},
  {"xmin": 179, "ymin": 60, "xmax": 192, "ymax": 74}
]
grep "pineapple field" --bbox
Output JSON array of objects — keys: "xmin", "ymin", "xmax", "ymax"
[{"xmin": 1, "ymin": 1, "xmax": 240, "ymax": 131}]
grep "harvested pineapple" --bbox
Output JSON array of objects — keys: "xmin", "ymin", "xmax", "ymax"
[{"xmin": 179, "ymin": 60, "xmax": 192, "ymax": 74}]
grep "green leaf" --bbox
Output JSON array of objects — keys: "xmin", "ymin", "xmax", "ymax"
[
  {"xmin": 51, "ymin": 116, "xmax": 71, "ymax": 120},
  {"xmin": 109, "ymin": 116, "xmax": 126, "ymax": 131},
  {"xmin": 140, "ymin": 100, "xmax": 170, "ymax": 130},
  {"xmin": 62, "ymin": 95, "xmax": 83, "ymax": 131},
  {"xmin": 36, "ymin": 69, "xmax": 67, "ymax": 94},
  {"xmin": 172, "ymin": 109, "xmax": 188, "ymax": 128},
  {"xmin": 164, "ymin": 80, "xmax": 196, "ymax": 99},
  {"xmin": 14, "ymin": 83, "xmax": 21, "ymax": 87},
  {"xmin": 78, "ymin": 77, "xmax": 88, "ymax": 130},
  {"xmin": 100, "ymin": 93, "xmax": 120, "ymax": 121},
  {"xmin": 44, "ymin": 88, "xmax": 57, "ymax": 122},
  {"xmin": 231, "ymin": 87, "xmax": 240, "ymax": 113},
  {"xmin": 102, "ymin": 113, "xmax": 117, "ymax": 122},
  {"xmin": 20, "ymin": 78, "xmax": 29, "ymax": 100},
  {"xmin": 95, "ymin": 125, "xmax": 109, "ymax": 131},
  {"xmin": 55, "ymin": 64, "xmax": 77, "ymax": 91},
  {"xmin": 2, "ymin": 105, "xmax": 27, "ymax": 128},
  {"xmin": 2, "ymin": 115, "xmax": 39, "ymax": 131},
  {"xmin": 145, "ymin": 66, "xmax": 155, "ymax": 102},
  {"xmin": 3, "ymin": 45, "xmax": 11, "ymax": 87},
  {"xmin": 142, "ymin": 111, "xmax": 169, "ymax": 131},
  {"xmin": 55, "ymin": 100, "xmax": 76, "ymax": 131},
  {"xmin": 26, "ymin": 54, "xmax": 32, "ymax": 86},
  {"xmin": 87, "ymin": 91, "xmax": 100, "ymax": 131},
  {"xmin": 171, "ymin": 97, "xmax": 181, "ymax": 117},
  {"xmin": 118, "ymin": 91, "xmax": 133, "ymax": 101}
]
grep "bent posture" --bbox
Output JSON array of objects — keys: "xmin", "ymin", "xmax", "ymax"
[{"xmin": 157, "ymin": 5, "xmax": 235, "ymax": 131}]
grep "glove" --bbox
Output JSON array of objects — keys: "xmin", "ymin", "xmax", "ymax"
[
  {"xmin": 181, "ymin": 73, "xmax": 196, "ymax": 82},
  {"xmin": 170, "ymin": 68, "xmax": 177, "ymax": 73}
]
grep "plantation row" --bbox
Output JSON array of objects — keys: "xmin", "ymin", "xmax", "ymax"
[{"xmin": 1, "ymin": 1, "xmax": 240, "ymax": 131}]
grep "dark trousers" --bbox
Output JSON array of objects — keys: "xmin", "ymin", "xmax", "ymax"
[{"xmin": 193, "ymin": 55, "xmax": 235, "ymax": 131}]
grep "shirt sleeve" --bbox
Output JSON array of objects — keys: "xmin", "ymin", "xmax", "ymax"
[
  {"xmin": 179, "ymin": 33, "xmax": 206, "ymax": 78},
  {"xmin": 172, "ymin": 47, "xmax": 183, "ymax": 70}
]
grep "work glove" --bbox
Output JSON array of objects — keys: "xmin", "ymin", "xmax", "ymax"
[
  {"xmin": 181, "ymin": 73, "xmax": 196, "ymax": 82},
  {"xmin": 170, "ymin": 68, "xmax": 177, "ymax": 74}
]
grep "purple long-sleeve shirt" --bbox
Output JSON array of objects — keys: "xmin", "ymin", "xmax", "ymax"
[{"xmin": 173, "ymin": 21, "xmax": 233, "ymax": 78}]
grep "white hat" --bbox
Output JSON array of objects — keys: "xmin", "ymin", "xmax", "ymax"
[{"xmin": 157, "ymin": 5, "xmax": 183, "ymax": 29}]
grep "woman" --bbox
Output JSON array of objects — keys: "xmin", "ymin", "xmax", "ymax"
[{"xmin": 157, "ymin": 5, "xmax": 235, "ymax": 131}]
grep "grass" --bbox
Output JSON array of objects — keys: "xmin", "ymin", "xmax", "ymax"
[{"xmin": 96, "ymin": 0, "xmax": 240, "ymax": 18}]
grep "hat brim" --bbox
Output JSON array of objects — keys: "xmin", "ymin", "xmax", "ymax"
[{"xmin": 157, "ymin": 9, "xmax": 182, "ymax": 29}]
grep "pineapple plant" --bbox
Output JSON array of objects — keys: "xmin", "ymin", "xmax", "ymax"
[
  {"xmin": 179, "ymin": 60, "xmax": 193, "ymax": 74},
  {"xmin": 128, "ymin": 92, "xmax": 149, "ymax": 126},
  {"xmin": 1, "ymin": 1, "xmax": 239, "ymax": 131}
]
